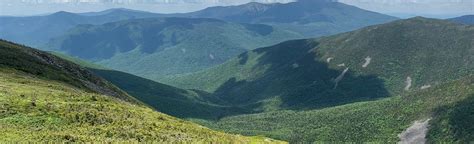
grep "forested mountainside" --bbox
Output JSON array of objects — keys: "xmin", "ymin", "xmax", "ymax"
[{"xmin": 47, "ymin": 17, "xmax": 301, "ymax": 79}]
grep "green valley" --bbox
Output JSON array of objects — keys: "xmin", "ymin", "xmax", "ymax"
[{"xmin": 0, "ymin": 1, "xmax": 472, "ymax": 143}]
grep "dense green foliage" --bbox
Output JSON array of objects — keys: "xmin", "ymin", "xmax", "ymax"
[
  {"xmin": 200, "ymin": 75, "xmax": 474, "ymax": 143},
  {"xmin": 0, "ymin": 9, "xmax": 162, "ymax": 47},
  {"xmin": 176, "ymin": 0, "xmax": 398, "ymax": 37},
  {"xmin": 428, "ymin": 94, "xmax": 474, "ymax": 142},
  {"xmin": 155, "ymin": 18, "xmax": 474, "ymax": 142},
  {"xmin": 164, "ymin": 17, "xmax": 474, "ymax": 112},
  {"xmin": 47, "ymin": 17, "xmax": 301, "ymax": 79}
]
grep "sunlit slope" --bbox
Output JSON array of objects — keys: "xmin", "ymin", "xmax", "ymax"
[
  {"xmin": 0, "ymin": 70, "xmax": 283, "ymax": 143},
  {"xmin": 0, "ymin": 40, "xmax": 134, "ymax": 102},
  {"xmin": 0, "ymin": 40, "xmax": 284, "ymax": 143}
]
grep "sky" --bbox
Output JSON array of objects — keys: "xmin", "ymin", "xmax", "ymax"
[{"xmin": 0, "ymin": 0, "xmax": 473, "ymax": 18}]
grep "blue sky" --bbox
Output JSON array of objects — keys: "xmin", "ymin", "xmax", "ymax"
[{"xmin": 0, "ymin": 0, "xmax": 472, "ymax": 18}]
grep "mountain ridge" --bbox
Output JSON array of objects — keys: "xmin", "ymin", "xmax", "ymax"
[
  {"xmin": 448, "ymin": 15, "xmax": 474, "ymax": 25},
  {"xmin": 162, "ymin": 17, "xmax": 474, "ymax": 113},
  {"xmin": 174, "ymin": 0, "xmax": 398, "ymax": 37},
  {"xmin": 47, "ymin": 17, "xmax": 302, "ymax": 79}
]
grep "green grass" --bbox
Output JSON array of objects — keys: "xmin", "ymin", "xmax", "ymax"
[
  {"xmin": 0, "ymin": 39, "xmax": 134, "ymax": 102},
  {"xmin": 0, "ymin": 69, "xmax": 284, "ymax": 143}
]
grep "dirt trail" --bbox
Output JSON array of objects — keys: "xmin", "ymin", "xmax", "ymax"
[{"xmin": 398, "ymin": 119, "xmax": 431, "ymax": 144}]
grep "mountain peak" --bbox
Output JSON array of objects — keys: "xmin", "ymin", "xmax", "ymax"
[
  {"xmin": 397, "ymin": 16, "xmax": 448, "ymax": 24},
  {"xmin": 296, "ymin": 0, "xmax": 337, "ymax": 3},
  {"xmin": 51, "ymin": 11, "xmax": 75, "ymax": 16}
]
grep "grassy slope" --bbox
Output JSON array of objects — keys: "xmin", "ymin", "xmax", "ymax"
[
  {"xmin": 0, "ymin": 69, "xmax": 282, "ymax": 143},
  {"xmin": 0, "ymin": 40, "xmax": 284, "ymax": 143},
  {"xmin": 47, "ymin": 17, "xmax": 301, "ymax": 80},
  {"xmin": 0, "ymin": 40, "xmax": 134, "ymax": 102},
  {"xmin": 202, "ymin": 75, "xmax": 474, "ymax": 143},
  {"xmin": 50, "ymin": 52, "xmax": 248, "ymax": 120},
  {"xmin": 163, "ymin": 17, "xmax": 473, "ymax": 112}
]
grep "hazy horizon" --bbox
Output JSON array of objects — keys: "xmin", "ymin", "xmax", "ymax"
[{"xmin": 0, "ymin": 0, "xmax": 472, "ymax": 18}]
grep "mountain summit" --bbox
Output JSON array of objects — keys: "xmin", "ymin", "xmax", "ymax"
[{"xmin": 178, "ymin": 0, "xmax": 397, "ymax": 37}]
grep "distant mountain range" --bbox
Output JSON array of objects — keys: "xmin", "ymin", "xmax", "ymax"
[
  {"xmin": 14, "ymin": 0, "xmax": 396, "ymax": 80},
  {"xmin": 46, "ymin": 17, "xmax": 301, "ymax": 79},
  {"xmin": 449, "ymin": 15, "xmax": 474, "ymax": 25},
  {"xmin": 1, "ymin": 0, "xmax": 473, "ymax": 143},
  {"xmin": 0, "ymin": 9, "xmax": 163, "ymax": 47},
  {"xmin": 175, "ymin": 0, "xmax": 398, "ymax": 37},
  {"xmin": 0, "ymin": 0, "xmax": 397, "ymax": 47},
  {"xmin": 8, "ymin": 0, "xmax": 295, "ymax": 4}
]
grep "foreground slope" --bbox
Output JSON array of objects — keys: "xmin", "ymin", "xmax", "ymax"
[
  {"xmin": 177, "ymin": 0, "xmax": 397, "ymax": 37},
  {"xmin": 0, "ymin": 40, "xmax": 282, "ymax": 143},
  {"xmin": 164, "ymin": 17, "xmax": 474, "ymax": 112},
  {"xmin": 47, "ymin": 17, "xmax": 301, "ymax": 79},
  {"xmin": 0, "ymin": 71, "xmax": 281, "ymax": 142},
  {"xmin": 0, "ymin": 40, "xmax": 134, "ymax": 102}
]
